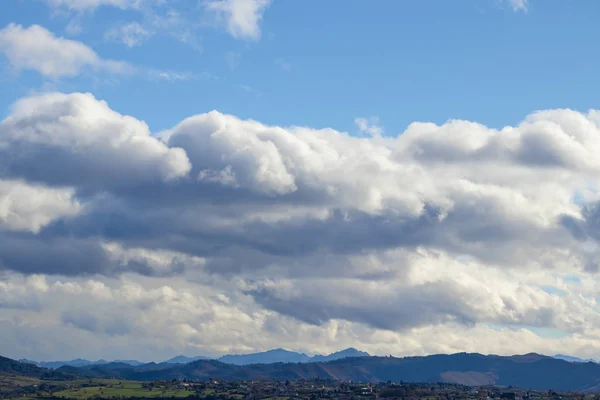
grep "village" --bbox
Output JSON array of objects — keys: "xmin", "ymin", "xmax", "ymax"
[{"xmin": 6, "ymin": 378, "xmax": 591, "ymax": 400}]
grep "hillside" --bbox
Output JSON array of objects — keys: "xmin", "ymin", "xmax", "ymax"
[
  {"xmin": 0, "ymin": 356, "xmax": 47, "ymax": 377},
  {"xmin": 53, "ymin": 352, "xmax": 600, "ymax": 391},
  {"xmin": 6, "ymin": 353, "xmax": 600, "ymax": 391}
]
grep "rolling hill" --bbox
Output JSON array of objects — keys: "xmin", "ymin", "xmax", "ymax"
[
  {"xmin": 0, "ymin": 356, "xmax": 47, "ymax": 377},
  {"xmin": 7, "ymin": 352, "xmax": 600, "ymax": 391}
]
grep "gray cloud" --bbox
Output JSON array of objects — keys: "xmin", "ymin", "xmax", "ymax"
[
  {"xmin": 248, "ymin": 280, "xmax": 478, "ymax": 331},
  {"xmin": 61, "ymin": 310, "xmax": 133, "ymax": 336},
  {"xmin": 3, "ymin": 91, "xmax": 600, "ymax": 355}
]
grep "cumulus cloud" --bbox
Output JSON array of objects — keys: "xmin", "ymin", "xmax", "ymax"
[
  {"xmin": 0, "ymin": 24, "xmax": 131, "ymax": 78},
  {"xmin": 1, "ymin": 92, "xmax": 596, "ymax": 275},
  {"xmin": 204, "ymin": 0, "xmax": 272, "ymax": 41},
  {"xmin": 0, "ymin": 92, "xmax": 191, "ymax": 188},
  {"xmin": 3, "ymin": 92, "xmax": 600, "ymax": 359}
]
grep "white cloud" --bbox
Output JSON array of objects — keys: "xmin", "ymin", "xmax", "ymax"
[
  {"xmin": 0, "ymin": 180, "xmax": 81, "ymax": 233},
  {"xmin": 105, "ymin": 21, "xmax": 154, "ymax": 47},
  {"xmin": 0, "ymin": 24, "xmax": 131, "ymax": 78},
  {"xmin": 204, "ymin": 0, "xmax": 272, "ymax": 41},
  {"xmin": 0, "ymin": 92, "xmax": 191, "ymax": 187}
]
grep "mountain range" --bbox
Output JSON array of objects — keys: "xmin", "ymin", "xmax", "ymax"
[
  {"xmin": 554, "ymin": 354, "xmax": 598, "ymax": 363},
  {"xmin": 20, "ymin": 347, "xmax": 370, "ymax": 369},
  {"xmin": 18, "ymin": 358, "xmax": 146, "ymax": 369},
  {"xmin": 8, "ymin": 352, "xmax": 600, "ymax": 391},
  {"xmin": 218, "ymin": 347, "xmax": 369, "ymax": 365}
]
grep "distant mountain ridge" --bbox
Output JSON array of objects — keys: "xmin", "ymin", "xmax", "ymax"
[
  {"xmin": 164, "ymin": 355, "xmax": 210, "ymax": 364},
  {"xmin": 554, "ymin": 354, "xmax": 597, "ymax": 363},
  {"xmin": 217, "ymin": 347, "xmax": 369, "ymax": 365},
  {"xmin": 310, "ymin": 348, "xmax": 370, "ymax": 363},
  {"xmin": 218, "ymin": 348, "xmax": 310, "ymax": 365},
  {"xmin": 19, "ymin": 358, "xmax": 145, "ymax": 369},
  {"xmin": 19, "ymin": 347, "xmax": 370, "ymax": 368}
]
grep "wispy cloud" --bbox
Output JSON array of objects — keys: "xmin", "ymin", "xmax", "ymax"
[
  {"xmin": 0, "ymin": 23, "xmax": 196, "ymax": 82},
  {"xmin": 204, "ymin": 0, "xmax": 272, "ymax": 41},
  {"xmin": 504, "ymin": 0, "xmax": 528, "ymax": 12},
  {"xmin": 238, "ymin": 83, "xmax": 262, "ymax": 96},
  {"xmin": 354, "ymin": 116, "xmax": 383, "ymax": 137},
  {"xmin": 46, "ymin": 0, "xmax": 203, "ymax": 49},
  {"xmin": 147, "ymin": 70, "xmax": 199, "ymax": 82},
  {"xmin": 105, "ymin": 21, "xmax": 154, "ymax": 47},
  {"xmin": 64, "ymin": 18, "xmax": 83, "ymax": 35},
  {"xmin": 146, "ymin": 8, "xmax": 203, "ymax": 50}
]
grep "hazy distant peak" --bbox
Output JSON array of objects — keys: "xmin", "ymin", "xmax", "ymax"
[
  {"xmin": 554, "ymin": 354, "xmax": 597, "ymax": 363},
  {"xmin": 218, "ymin": 349, "xmax": 310, "ymax": 365},
  {"xmin": 15, "ymin": 358, "xmax": 143, "ymax": 369},
  {"xmin": 311, "ymin": 348, "xmax": 370, "ymax": 362},
  {"xmin": 216, "ymin": 347, "xmax": 370, "ymax": 365},
  {"xmin": 164, "ymin": 355, "xmax": 210, "ymax": 364}
]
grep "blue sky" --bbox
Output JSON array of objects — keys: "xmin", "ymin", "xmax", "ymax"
[
  {"xmin": 4, "ymin": 0, "xmax": 600, "ymax": 362},
  {"xmin": 2, "ymin": 0, "xmax": 600, "ymax": 134}
]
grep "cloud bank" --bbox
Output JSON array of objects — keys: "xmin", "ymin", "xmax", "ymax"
[{"xmin": 1, "ymin": 92, "xmax": 600, "ymax": 361}]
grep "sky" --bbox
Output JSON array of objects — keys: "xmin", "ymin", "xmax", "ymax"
[{"xmin": 3, "ymin": 0, "xmax": 600, "ymax": 362}]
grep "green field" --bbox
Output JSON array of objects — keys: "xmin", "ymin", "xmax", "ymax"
[
  {"xmin": 0, "ymin": 375, "xmax": 41, "ymax": 389},
  {"xmin": 53, "ymin": 380, "xmax": 193, "ymax": 399},
  {"xmin": 0, "ymin": 377, "xmax": 196, "ymax": 400},
  {"xmin": 0, "ymin": 374, "xmax": 42, "ymax": 400}
]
